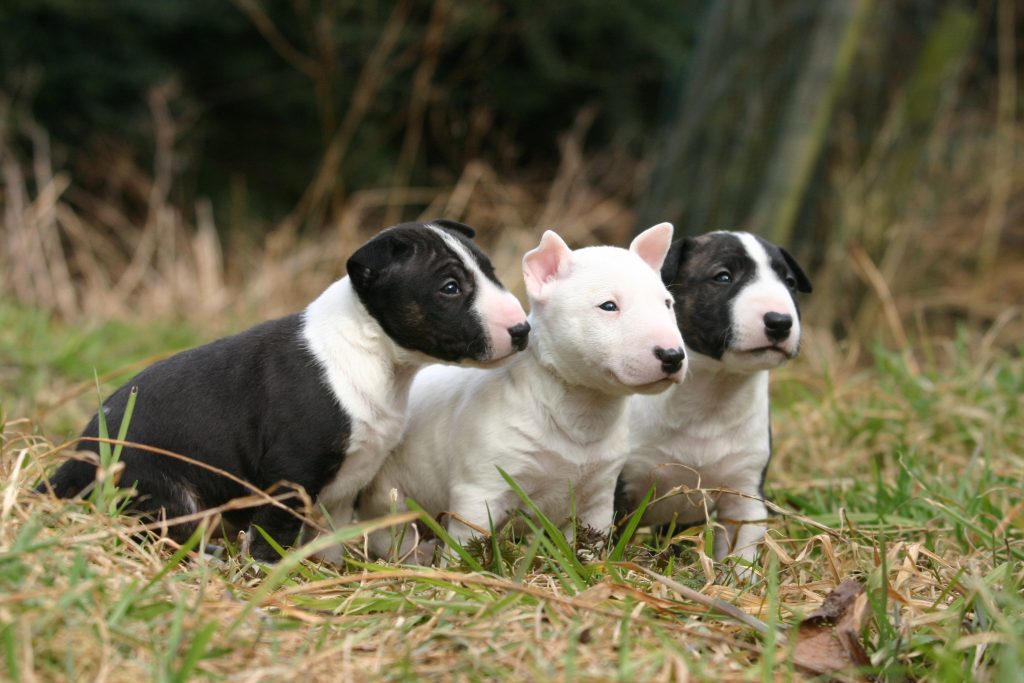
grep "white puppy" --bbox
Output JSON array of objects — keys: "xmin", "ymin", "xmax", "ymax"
[
  {"xmin": 359, "ymin": 224, "xmax": 687, "ymax": 559},
  {"xmin": 617, "ymin": 231, "xmax": 812, "ymax": 572}
]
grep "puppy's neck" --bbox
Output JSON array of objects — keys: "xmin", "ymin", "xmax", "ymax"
[
  {"xmin": 517, "ymin": 324, "xmax": 628, "ymax": 443},
  {"xmin": 659, "ymin": 352, "xmax": 768, "ymax": 425},
  {"xmin": 302, "ymin": 278, "xmax": 422, "ymax": 405}
]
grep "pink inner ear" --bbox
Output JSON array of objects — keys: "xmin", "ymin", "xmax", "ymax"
[
  {"xmin": 630, "ymin": 222, "xmax": 674, "ymax": 271},
  {"xmin": 523, "ymin": 230, "xmax": 571, "ymax": 298}
]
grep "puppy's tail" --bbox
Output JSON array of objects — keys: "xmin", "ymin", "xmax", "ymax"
[{"xmin": 35, "ymin": 457, "xmax": 98, "ymax": 498}]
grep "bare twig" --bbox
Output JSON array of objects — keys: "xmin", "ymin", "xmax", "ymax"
[
  {"xmin": 283, "ymin": 0, "xmax": 413, "ymax": 235},
  {"xmin": 229, "ymin": 0, "xmax": 319, "ymax": 79}
]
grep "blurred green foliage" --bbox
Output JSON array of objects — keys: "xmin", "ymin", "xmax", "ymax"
[{"xmin": 0, "ymin": 0, "xmax": 699, "ymax": 224}]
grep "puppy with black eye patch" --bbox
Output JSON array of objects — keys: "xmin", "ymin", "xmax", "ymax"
[
  {"xmin": 38, "ymin": 219, "xmax": 530, "ymax": 562},
  {"xmin": 358, "ymin": 223, "xmax": 686, "ymax": 563},
  {"xmin": 616, "ymin": 231, "xmax": 812, "ymax": 578}
]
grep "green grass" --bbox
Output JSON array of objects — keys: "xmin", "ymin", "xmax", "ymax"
[
  {"xmin": 0, "ymin": 300, "xmax": 208, "ymax": 436},
  {"xmin": 2, "ymin": 305, "xmax": 1022, "ymax": 681}
]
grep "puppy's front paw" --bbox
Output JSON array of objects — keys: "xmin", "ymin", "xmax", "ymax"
[
  {"xmin": 407, "ymin": 538, "xmax": 439, "ymax": 565},
  {"xmin": 242, "ymin": 530, "xmax": 284, "ymax": 565},
  {"xmin": 574, "ymin": 525, "xmax": 608, "ymax": 564},
  {"xmin": 716, "ymin": 555, "xmax": 761, "ymax": 584},
  {"xmin": 313, "ymin": 543, "xmax": 346, "ymax": 566}
]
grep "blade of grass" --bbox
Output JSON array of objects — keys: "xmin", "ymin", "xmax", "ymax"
[
  {"xmin": 93, "ymin": 370, "xmax": 111, "ymax": 465},
  {"xmin": 161, "ymin": 597, "xmax": 188, "ymax": 680},
  {"xmin": 172, "ymin": 621, "xmax": 218, "ymax": 683},
  {"xmin": 610, "ymin": 486, "xmax": 654, "ymax": 562},
  {"xmin": 760, "ymin": 553, "xmax": 780, "ymax": 683},
  {"xmin": 619, "ymin": 562, "xmax": 772, "ymax": 635},
  {"xmin": 251, "ymin": 525, "xmax": 320, "ymax": 581},
  {"xmin": 111, "ymin": 386, "xmax": 137, "ymax": 463},
  {"xmin": 513, "ymin": 533, "xmax": 545, "ymax": 584},
  {"xmin": 486, "ymin": 506, "xmax": 506, "ymax": 578},
  {"xmin": 227, "ymin": 512, "xmax": 420, "ymax": 634},
  {"xmin": 516, "ymin": 513, "xmax": 586, "ymax": 594},
  {"xmin": 141, "ymin": 523, "xmax": 206, "ymax": 593},
  {"xmin": 1, "ymin": 623, "xmax": 17, "ymax": 683}
]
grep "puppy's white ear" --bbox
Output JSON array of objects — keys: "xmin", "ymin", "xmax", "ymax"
[
  {"xmin": 629, "ymin": 222, "xmax": 674, "ymax": 272},
  {"xmin": 523, "ymin": 230, "xmax": 572, "ymax": 300}
]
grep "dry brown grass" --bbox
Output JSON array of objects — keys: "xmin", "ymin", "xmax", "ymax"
[
  {"xmin": 0, "ymin": 98, "xmax": 644, "ymax": 336},
  {"xmin": 4, "ymin": 349, "xmax": 1022, "ymax": 682}
]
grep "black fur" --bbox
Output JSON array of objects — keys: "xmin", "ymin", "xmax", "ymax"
[
  {"xmin": 39, "ymin": 221, "xmax": 509, "ymax": 560},
  {"xmin": 42, "ymin": 315, "xmax": 345, "ymax": 559}
]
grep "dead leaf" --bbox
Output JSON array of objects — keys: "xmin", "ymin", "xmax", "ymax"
[{"xmin": 792, "ymin": 579, "xmax": 871, "ymax": 679}]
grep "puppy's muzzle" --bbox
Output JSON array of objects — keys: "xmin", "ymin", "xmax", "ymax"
[
  {"xmin": 654, "ymin": 346, "xmax": 686, "ymax": 375},
  {"xmin": 508, "ymin": 321, "xmax": 531, "ymax": 352}
]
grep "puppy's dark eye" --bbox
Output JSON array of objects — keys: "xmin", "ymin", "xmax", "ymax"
[
  {"xmin": 713, "ymin": 270, "xmax": 732, "ymax": 283},
  {"xmin": 784, "ymin": 275, "xmax": 797, "ymax": 289},
  {"xmin": 440, "ymin": 279, "xmax": 461, "ymax": 296},
  {"xmin": 598, "ymin": 301, "xmax": 618, "ymax": 312}
]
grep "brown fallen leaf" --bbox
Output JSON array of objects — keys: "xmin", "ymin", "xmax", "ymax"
[{"xmin": 792, "ymin": 579, "xmax": 871, "ymax": 679}]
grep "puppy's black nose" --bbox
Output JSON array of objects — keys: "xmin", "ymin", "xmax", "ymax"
[
  {"xmin": 763, "ymin": 312, "xmax": 793, "ymax": 342},
  {"xmin": 508, "ymin": 321, "xmax": 531, "ymax": 351},
  {"xmin": 654, "ymin": 346, "xmax": 686, "ymax": 375}
]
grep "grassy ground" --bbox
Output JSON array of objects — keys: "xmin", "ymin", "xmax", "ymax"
[{"xmin": 1, "ymin": 301, "xmax": 1022, "ymax": 682}]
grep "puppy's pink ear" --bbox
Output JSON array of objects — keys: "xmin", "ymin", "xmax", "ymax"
[
  {"xmin": 629, "ymin": 222, "xmax": 674, "ymax": 272},
  {"xmin": 523, "ymin": 230, "xmax": 572, "ymax": 301}
]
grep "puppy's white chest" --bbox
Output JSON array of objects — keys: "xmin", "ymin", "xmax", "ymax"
[
  {"xmin": 505, "ymin": 444, "xmax": 622, "ymax": 523},
  {"xmin": 317, "ymin": 392, "xmax": 408, "ymax": 512},
  {"xmin": 522, "ymin": 441, "xmax": 617, "ymax": 487},
  {"xmin": 626, "ymin": 376, "xmax": 771, "ymax": 527},
  {"xmin": 300, "ymin": 284, "xmax": 417, "ymax": 518}
]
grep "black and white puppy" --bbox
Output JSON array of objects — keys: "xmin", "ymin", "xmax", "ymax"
[
  {"xmin": 40, "ymin": 220, "xmax": 530, "ymax": 561},
  {"xmin": 616, "ymin": 231, "xmax": 811, "ymax": 574}
]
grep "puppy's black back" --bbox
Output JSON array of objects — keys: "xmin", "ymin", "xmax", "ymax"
[{"xmin": 45, "ymin": 315, "xmax": 348, "ymax": 543}]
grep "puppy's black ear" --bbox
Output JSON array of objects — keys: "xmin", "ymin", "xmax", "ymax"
[
  {"xmin": 780, "ymin": 247, "xmax": 813, "ymax": 293},
  {"xmin": 347, "ymin": 232, "xmax": 414, "ymax": 289},
  {"xmin": 659, "ymin": 238, "xmax": 694, "ymax": 286},
  {"xmin": 431, "ymin": 218, "xmax": 476, "ymax": 239}
]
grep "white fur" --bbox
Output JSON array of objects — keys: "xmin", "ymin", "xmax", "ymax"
[
  {"xmin": 359, "ymin": 224, "xmax": 685, "ymax": 559},
  {"xmin": 302, "ymin": 279, "xmax": 422, "ymax": 542},
  {"xmin": 622, "ymin": 232, "xmax": 802, "ymax": 575}
]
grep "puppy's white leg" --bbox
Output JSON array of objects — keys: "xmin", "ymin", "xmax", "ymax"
[
  {"xmin": 576, "ymin": 486, "xmax": 615, "ymax": 536},
  {"xmin": 713, "ymin": 491, "xmax": 767, "ymax": 578},
  {"xmin": 446, "ymin": 485, "xmax": 515, "ymax": 550},
  {"xmin": 309, "ymin": 496, "xmax": 356, "ymax": 564},
  {"xmin": 357, "ymin": 483, "xmax": 417, "ymax": 561},
  {"xmin": 573, "ymin": 484, "xmax": 616, "ymax": 562}
]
